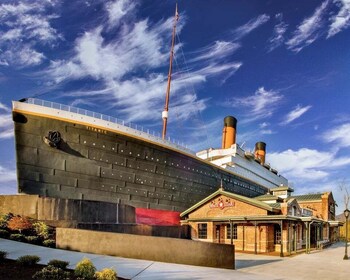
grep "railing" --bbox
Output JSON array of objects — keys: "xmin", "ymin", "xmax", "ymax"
[{"xmin": 26, "ymin": 98, "xmax": 192, "ymax": 153}]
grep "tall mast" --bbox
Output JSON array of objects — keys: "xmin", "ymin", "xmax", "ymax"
[{"xmin": 162, "ymin": 3, "xmax": 179, "ymax": 140}]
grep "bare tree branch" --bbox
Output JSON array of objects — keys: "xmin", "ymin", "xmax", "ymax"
[{"xmin": 339, "ymin": 178, "xmax": 350, "ymax": 210}]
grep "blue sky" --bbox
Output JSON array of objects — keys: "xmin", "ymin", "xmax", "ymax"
[{"xmin": 1, "ymin": 0, "xmax": 350, "ymax": 214}]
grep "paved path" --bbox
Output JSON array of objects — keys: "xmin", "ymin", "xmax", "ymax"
[{"xmin": 1, "ymin": 238, "xmax": 349, "ymax": 279}]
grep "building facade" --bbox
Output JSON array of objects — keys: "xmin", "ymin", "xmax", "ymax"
[{"xmin": 181, "ymin": 186, "xmax": 342, "ymax": 256}]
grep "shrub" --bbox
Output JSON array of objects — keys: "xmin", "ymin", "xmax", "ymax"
[
  {"xmin": 17, "ymin": 255, "xmax": 40, "ymax": 266},
  {"xmin": 8, "ymin": 216, "xmax": 32, "ymax": 233},
  {"xmin": 32, "ymin": 265, "xmax": 71, "ymax": 280},
  {"xmin": 0, "ymin": 229, "xmax": 9, "ymax": 238},
  {"xmin": 0, "ymin": 250, "xmax": 7, "ymax": 263},
  {"xmin": 25, "ymin": 235, "xmax": 41, "ymax": 245},
  {"xmin": 48, "ymin": 259, "xmax": 69, "ymax": 270},
  {"xmin": 75, "ymin": 257, "xmax": 96, "ymax": 280},
  {"xmin": 33, "ymin": 221, "xmax": 50, "ymax": 239},
  {"xmin": 43, "ymin": 239, "xmax": 56, "ymax": 248},
  {"xmin": 10, "ymin": 233, "xmax": 25, "ymax": 242},
  {"xmin": 95, "ymin": 268, "xmax": 118, "ymax": 280},
  {"xmin": 0, "ymin": 213, "xmax": 14, "ymax": 229}
]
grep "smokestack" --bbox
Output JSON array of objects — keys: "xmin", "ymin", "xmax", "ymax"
[
  {"xmin": 255, "ymin": 142, "xmax": 266, "ymax": 165},
  {"xmin": 222, "ymin": 116, "xmax": 237, "ymax": 149}
]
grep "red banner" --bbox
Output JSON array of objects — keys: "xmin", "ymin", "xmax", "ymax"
[{"xmin": 135, "ymin": 208, "xmax": 180, "ymax": 226}]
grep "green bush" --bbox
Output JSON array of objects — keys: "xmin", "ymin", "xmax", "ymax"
[
  {"xmin": 43, "ymin": 239, "xmax": 56, "ymax": 248},
  {"xmin": 32, "ymin": 265, "xmax": 71, "ymax": 280},
  {"xmin": 25, "ymin": 235, "xmax": 41, "ymax": 245},
  {"xmin": 33, "ymin": 221, "xmax": 50, "ymax": 239},
  {"xmin": 95, "ymin": 268, "xmax": 118, "ymax": 280},
  {"xmin": 10, "ymin": 233, "xmax": 25, "ymax": 242},
  {"xmin": 17, "ymin": 255, "xmax": 40, "ymax": 266},
  {"xmin": 75, "ymin": 257, "xmax": 96, "ymax": 280},
  {"xmin": 48, "ymin": 259, "xmax": 69, "ymax": 270},
  {"xmin": 0, "ymin": 250, "xmax": 7, "ymax": 263},
  {"xmin": 0, "ymin": 213, "xmax": 13, "ymax": 228},
  {"xmin": 0, "ymin": 229, "xmax": 9, "ymax": 238}
]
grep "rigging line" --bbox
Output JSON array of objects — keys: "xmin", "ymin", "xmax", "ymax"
[
  {"xmin": 172, "ymin": 54, "xmax": 185, "ymax": 132},
  {"xmin": 175, "ymin": 32, "xmax": 212, "ymax": 150}
]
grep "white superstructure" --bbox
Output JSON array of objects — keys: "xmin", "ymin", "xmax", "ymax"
[{"xmin": 196, "ymin": 144, "xmax": 288, "ymax": 189}]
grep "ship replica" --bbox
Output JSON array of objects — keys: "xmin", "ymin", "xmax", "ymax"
[{"xmin": 11, "ymin": 6, "xmax": 287, "ymax": 225}]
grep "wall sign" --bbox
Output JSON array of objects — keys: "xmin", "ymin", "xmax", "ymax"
[{"xmin": 210, "ymin": 197, "xmax": 235, "ymax": 210}]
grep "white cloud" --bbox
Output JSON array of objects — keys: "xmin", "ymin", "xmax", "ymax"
[
  {"xmin": 281, "ymin": 104, "xmax": 312, "ymax": 125},
  {"xmin": 268, "ymin": 13, "xmax": 288, "ymax": 52},
  {"xmin": 328, "ymin": 0, "xmax": 350, "ymax": 37},
  {"xmin": 0, "ymin": 165, "xmax": 17, "ymax": 183},
  {"xmin": 0, "ymin": 102, "xmax": 13, "ymax": 139},
  {"xmin": 233, "ymin": 14, "xmax": 270, "ymax": 40},
  {"xmin": 189, "ymin": 41, "xmax": 240, "ymax": 63},
  {"xmin": 106, "ymin": 0, "xmax": 136, "ymax": 27},
  {"xmin": 267, "ymin": 148, "xmax": 350, "ymax": 181},
  {"xmin": 286, "ymin": 1, "xmax": 329, "ymax": 52},
  {"xmin": 2, "ymin": 45, "xmax": 45, "ymax": 68},
  {"xmin": 229, "ymin": 87, "xmax": 283, "ymax": 122},
  {"xmin": 0, "ymin": 0, "xmax": 60, "ymax": 67},
  {"xmin": 322, "ymin": 123, "xmax": 350, "ymax": 148},
  {"xmin": 45, "ymin": 2, "xmax": 242, "ymax": 124}
]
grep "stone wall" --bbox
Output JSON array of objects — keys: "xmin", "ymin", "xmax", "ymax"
[
  {"xmin": 56, "ymin": 228, "xmax": 235, "ymax": 269},
  {"xmin": 77, "ymin": 223, "xmax": 190, "ymax": 239},
  {"xmin": 0, "ymin": 194, "xmax": 135, "ymax": 225}
]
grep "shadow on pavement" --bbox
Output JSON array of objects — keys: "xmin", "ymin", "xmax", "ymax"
[{"xmin": 236, "ymin": 259, "xmax": 282, "ymax": 269}]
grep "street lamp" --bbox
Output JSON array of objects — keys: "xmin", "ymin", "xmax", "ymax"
[{"xmin": 343, "ymin": 209, "xmax": 350, "ymax": 260}]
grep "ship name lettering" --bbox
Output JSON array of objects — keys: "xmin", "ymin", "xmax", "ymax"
[{"xmin": 86, "ymin": 126, "xmax": 107, "ymax": 134}]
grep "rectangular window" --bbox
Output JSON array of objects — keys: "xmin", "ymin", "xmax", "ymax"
[
  {"xmin": 274, "ymin": 224, "xmax": 281, "ymax": 244},
  {"xmin": 227, "ymin": 224, "xmax": 237, "ymax": 240},
  {"xmin": 198, "ymin": 223, "xmax": 207, "ymax": 239}
]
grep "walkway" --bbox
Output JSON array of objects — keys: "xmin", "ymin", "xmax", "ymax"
[{"xmin": 1, "ymin": 238, "xmax": 349, "ymax": 279}]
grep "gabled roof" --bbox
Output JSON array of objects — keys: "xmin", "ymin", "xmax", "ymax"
[
  {"xmin": 180, "ymin": 189, "xmax": 280, "ymax": 217},
  {"xmin": 267, "ymin": 202, "xmax": 281, "ymax": 209},
  {"xmin": 288, "ymin": 193, "xmax": 323, "ymax": 202},
  {"xmin": 255, "ymin": 193, "xmax": 279, "ymax": 201}
]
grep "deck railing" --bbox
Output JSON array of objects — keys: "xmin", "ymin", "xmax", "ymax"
[{"xmin": 26, "ymin": 98, "xmax": 192, "ymax": 153}]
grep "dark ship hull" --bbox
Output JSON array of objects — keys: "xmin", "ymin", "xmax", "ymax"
[{"xmin": 12, "ymin": 99, "xmax": 268, "ymax": 223}]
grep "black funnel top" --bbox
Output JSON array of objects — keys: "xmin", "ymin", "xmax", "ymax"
[{"xmin": 224, "ymin": 116, "xmax": 237, "ymax": 128}]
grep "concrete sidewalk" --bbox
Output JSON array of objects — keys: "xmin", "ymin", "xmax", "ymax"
[
  {"xmin": 0, "ymin": 238, "xmax": 266, "ymax": 280},
  {"xmin": 1, "ymin": 238, "xmax": 349, "ymax": 279}
]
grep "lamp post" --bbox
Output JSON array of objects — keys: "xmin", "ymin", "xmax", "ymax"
[{"xmin": 344, "ymin": 209, "xmax": 350, "ymax": 260}]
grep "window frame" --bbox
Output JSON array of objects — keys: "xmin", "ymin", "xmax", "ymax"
[
  {"xmin": 198, "ymin": 223, "xmax": 208, "ymax": 239},
  {"xmin": 226, "ymin": 224, "xmax": 237, "ymax": 240}
]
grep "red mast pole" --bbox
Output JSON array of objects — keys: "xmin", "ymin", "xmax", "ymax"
[{"xmin": 162, "ymin": 4, "xmax": 179, "ymax": 140}]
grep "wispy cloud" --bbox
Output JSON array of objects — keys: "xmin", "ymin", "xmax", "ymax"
[
  {"xmin": 0, "ymin": 165, "xmax": 16, "ymax": 183},
  {"xmin": 0, "ymin": 102, "xmax": 13, "ymax": 139},
  {"xmin": 233, "ymin": 14, "xmax": 270, "ymax": 40},
  {"xmin": 188, "ymin": 41, "xmax": 240, "ymax": 63},
  {"xmin": 268, "ymin": 148, "xmax": 350, "ymax": 181},
  {"xmin": 44, "ymin": 0, "xmax": 241, "ymax": 123},
  {"xmin": 229, "ymin": 87, "xmax": 283, "ymax": 122},
  {"xmin": 328, "ymin": 0, "xmax": 350, "ymax": 38},
  {"xmin": 286, "ymin": 1, "xmax": 330, "ymax": 52},
  {"xmin": 281, "ymin": 104, "xmax": 312, "ymax": 125},
  {"xmin": 0, "ymin": 0, "xmax": 61, "ymax": 67},
  {"xmin": 106, "ymin": 0, "xmax": 137, "ymax": 27},
  {"xmin": 322, "ymin": 123, "xmax": 350, "ymax": 148},
  {"xmin": 267, "ymin": 13, "xmax": 288, "ymax": 52}
]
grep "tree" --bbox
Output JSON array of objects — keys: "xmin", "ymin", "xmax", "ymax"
[
  {"xmin": 7, "ymin": 216, "xmax": 32, "ymax": 233},
  {"xmin": 339, "ymin": 178, "xmax": 350, "ymax": 210}
]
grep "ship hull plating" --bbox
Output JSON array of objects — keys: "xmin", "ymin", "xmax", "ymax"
[{"xmin": 13, "ymin": 111, "xmax": 268, "ymax": 212}]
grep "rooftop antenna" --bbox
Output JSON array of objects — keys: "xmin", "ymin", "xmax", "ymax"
[{"xmin": 162, "ymin": 3, "xmax": 179, "ymax": 140}]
